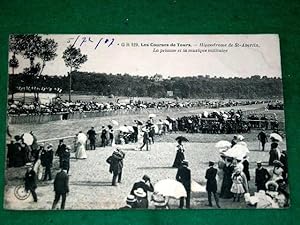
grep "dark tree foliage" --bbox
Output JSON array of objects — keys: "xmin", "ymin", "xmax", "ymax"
[{"xmin": 8, "ymin": 72, "xmax": 283, "ymax": 99}]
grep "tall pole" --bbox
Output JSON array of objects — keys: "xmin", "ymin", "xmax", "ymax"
[{"xmin": 69, "ymin": 69, "xmax": 72, "ymax": 102}]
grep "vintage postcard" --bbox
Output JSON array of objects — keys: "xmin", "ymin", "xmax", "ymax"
[{"xmin": 4, "ymin": 34, "xmax": 288, "ymax": 210}]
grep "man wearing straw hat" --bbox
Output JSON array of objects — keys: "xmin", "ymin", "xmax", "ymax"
[
  {"xmin": 119, "ymin": 194, "xmax": 137, "ymax": 209},
  {"xmin": 152, "ymin": 193, "xmax": 169, "ymax": 209},
  {"xmin": 130, "ymin": 175, "xmax": 154, "ymax": 207},
  {"xmin": 133, "ymin": 188, "xmax": 148, "ymax": 208}
]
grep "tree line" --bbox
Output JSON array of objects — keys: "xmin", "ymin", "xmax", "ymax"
[{"xmin": 9, "ymin": 72, "xmax": 283, "ymax": 99}]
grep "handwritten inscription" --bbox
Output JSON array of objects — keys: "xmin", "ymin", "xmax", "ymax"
[{"xmin": 67, "ymin": 35, "xmax": 115, "ymax": 49}]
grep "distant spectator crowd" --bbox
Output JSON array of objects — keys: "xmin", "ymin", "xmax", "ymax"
[
  {"xmin": 7, "ymin": 98, "xmax": 276, "ymax": 116},
  {"xmin": 267, "ymin": 102, "xmax": 284, "ymax": 110}
]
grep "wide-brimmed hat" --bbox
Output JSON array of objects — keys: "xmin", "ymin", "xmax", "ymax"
[
  {"xmin": 265, "ymin": 180, "xmax": 279, "ymax": 191},
  {"xmin": 273, "ymin": 160, "xmax": 284, "ymax": 167},
  {"xmin": 126, "ymin": 194, "xmax": 137, "ymax": 203},
  {"xmin": 152, "ymin": 194, "xmax": 167, "ymax": 207},
  {"xmin": 134, "ymin": 188, "xmax": 146, "ymax": 198}
]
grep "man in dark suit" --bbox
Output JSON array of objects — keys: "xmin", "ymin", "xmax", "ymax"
[
  {"xmin": 55, "ymin": 139, "xmax": 66, "ymax": 168},
  {"xmin": 205, "ymin": 161, "xmax": 220, "ymax": 208},
  {"xmin": 258, "ymin": 129, "xmax": 268, "ymax": 151},
  {"xmin": 41, "ymin": 144, "xmax": 54, "ymax": 181},
  {"xmin": 61, "ymin": 145, "xmax": 71, "ymax": 174},
  {"xmin": 101, "ymin": 126, "xmax": 108, "ymax": 147},
  {"xmin": 106, "ymin": 149, "xmax": 125, "ymax": 186},
  {"xmin": 24, "ymin": 163, "xmax": 38, "ymax": 202},
  {"xmin": 87, "ymin": 127, "xmax": 97, "ymax": 150},
  {"xmin": 52, "ymin": 169, "xmax": 69, "ymax": 210},
  {"xmin": 130, "ymin": 175, "xmax": 154, "ymax": 208},
  {"xmin": 255, "ymin": 161, "xmax": 271, "ymax": 191},
  {"xmin": 176, "ymin": 160, "xmax": 191, "ymax": 209}
]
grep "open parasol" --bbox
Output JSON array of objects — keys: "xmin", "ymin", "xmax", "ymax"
[
  {"xmin": 270, "ymin": 133, "xmax": 283, "ymax": 142},
  {"xmin": 118, "ymin": 126, "xmax": 129, "ymax": 133},
  {"xmin": 127, "ymin": 126, "xmax": 134, "ymax": 133},
  {"xmin": 236, "ymin": 141, "xmax": 248, "ymax": 147},
  {"xmin": 154, "ymin": 179, "xmax": 187, "ymax": 199},
  {"xmin": 22, "ymin": 133, "xmax": 34, "ymax": 145},
  {"xmin": 134, "ymin": 120, "xmax": 143, "ymax": 125},
  {"xmin": 111, "ymin": 120, "xmax": 119, "ymax": 126},
  {"xmin": 223, "ymin": 144, "xmax": 249, "ymax": 160},
  {"xmin": 175, "ymin": 136, "xmax": 189, "ymax": 142},
  {"xmin": 215, "ymin": 140, "xmax": 231, "ymax": 149},
  {"xmin": 77, "ymin": 132, "xmax": 87, "ymax": 144}
]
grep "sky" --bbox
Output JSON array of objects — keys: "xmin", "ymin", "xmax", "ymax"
[{"xmin": 9, "ymin": 34, "xmax": 282, "ymax": 78}]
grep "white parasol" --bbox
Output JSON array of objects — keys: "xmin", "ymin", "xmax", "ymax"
[
  {"xmin": 10, "ymin": 104, "xmax": 18, "ymax": 108},
  {"xmin": 111, "ymin": 120, "xmax": 119, "ymax": 126},
  {"xmin": 270, "ymin": 133, "xmax": 283, "ymax": 142},
  {"xmin": 236, "ymin": 141, "xmax": 248, "ymax": 147},
  {"xmin": 118, "ymin": 126, "xmax": 129, "ymax": 133},
  {"xmin": 154, "ymin": 179, "xmax": 187, "ymax": 199},
  {"xmin": 223, "ymin": 144, "xmax": 249, "ymax": 160},
  {"xmin": 127, "ymin": 126, "xmax": 134, "ymax": 133},
  {"xmin": 163, "ymin": 120, "xmax": 170, "ymax": 125},
  {"xmin": 77, "ymin": 132, "xmax": 87, "ymax": 144},
  {"xmin": 215, "ymin": 140, "xmax": 231, "ymax": 149},
  {"xmin": 22, "ymin": 133, "xmax": 34, "ymax": 145},
  {"xmin": 149, "ymin": 113, "xmax": 156, "ymax": 118}
]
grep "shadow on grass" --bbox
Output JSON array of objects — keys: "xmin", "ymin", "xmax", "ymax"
[{"xmin": 70, "ymin": 181, "xmax": 112, "ymax": 187}]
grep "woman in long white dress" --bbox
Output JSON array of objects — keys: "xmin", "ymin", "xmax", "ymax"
[{"xmin": 75, "ymin": 132, "xmax": 87, "ymax": 159}]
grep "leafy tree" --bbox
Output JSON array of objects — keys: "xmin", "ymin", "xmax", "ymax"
[
  {"xmin": 62, "ymin": 45, "xmax": 88, "ymax": 101},
  {"xmin": 9, "ymin": 34, "xmax": 58, "ymax": 101},
  {"xmin": 38, "ymin": 38, "xmax": 58, "ymax": 75}
]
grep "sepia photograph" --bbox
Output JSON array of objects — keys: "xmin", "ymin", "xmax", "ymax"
[{"xmin": 4, "ymin": 34, "xmax": 289, "ymax": 210}]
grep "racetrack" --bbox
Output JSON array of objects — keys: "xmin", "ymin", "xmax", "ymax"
[{"xmin": 4, "ymin": 103, "xmax": 287, "ymax": 210}]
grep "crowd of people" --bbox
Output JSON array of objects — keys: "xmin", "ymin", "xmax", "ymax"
[
  {"xmin": 267, "ymin": 102, "xmax": 284, "ymax": 110},
  {"xmin": 6, "ymin": 111, "xmax": 288, "ymax": 209},
  {"xmin": 7, "ymin": 98, "xmax": 273, "ymax": 116}
]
